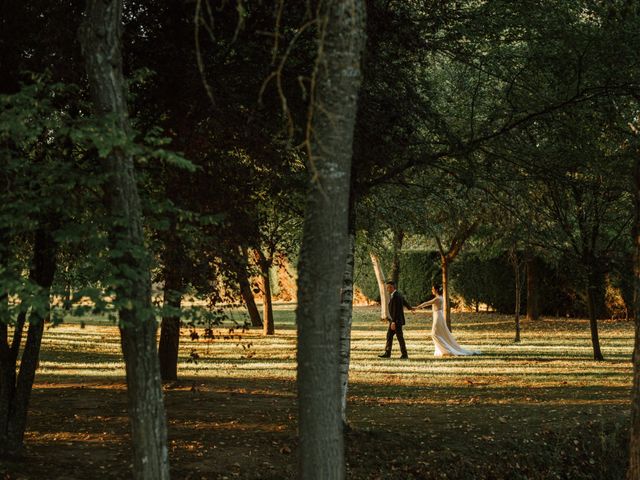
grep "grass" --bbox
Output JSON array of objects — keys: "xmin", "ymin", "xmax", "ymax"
[{"xmin": 1, "ymin": 305, "xmax": 634, "ymax": 479}]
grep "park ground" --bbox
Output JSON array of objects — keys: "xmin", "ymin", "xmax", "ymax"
[{"xmin": 0, "ymin": 305, "xmax": 633, "ymax": 479}]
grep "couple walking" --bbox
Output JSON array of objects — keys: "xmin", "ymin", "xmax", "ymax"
[{"xmin": 378, "ymin": 281, "xmax": 480, "ymax": 358}]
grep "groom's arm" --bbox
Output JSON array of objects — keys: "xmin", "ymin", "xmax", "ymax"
[{"xmin": 402, "ymin": 295, "xmax": 413, "ymax": 311}]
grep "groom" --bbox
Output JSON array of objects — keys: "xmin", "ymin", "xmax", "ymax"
[{"xmin": 379, "ymin": 281, "xmax": 412, "ymax": 359}]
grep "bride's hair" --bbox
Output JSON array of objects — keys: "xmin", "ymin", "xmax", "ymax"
[{"xmin": 433, "ymin": 285, "xmax": 443, "ymax": 295}]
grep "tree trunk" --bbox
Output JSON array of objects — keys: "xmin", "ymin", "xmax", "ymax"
[
  {"xmin": 256, "ymin": 250, "xmax": 274, "ymax": 335},
  {"xmin": 339, "ymin": 190, "xmax": 356, "ymax": 430},
  {"xmin": 296, "ymin": 2, "xmax": 365, "ymax": 479},
  {"xmin": 237, "ymin": 247, "xmax": 262, "ymax": 327},
  {"xmin": 389, "ymin": 229, "xmax": 404, "ymax": 286},
  {"xmin": 627, "ymin": 146, "xmax": 640, "ymax": 480},
  {"xmin": 526, "ymin": 256, "xmax": 541, "ymax": 321},
  {"xmin": 79, "ymin": 2, "xmax": 169, "ymax": 479},
  {"xmin": 513, "ymin": 256, "xmax": 522, "ymax": 343},
  {"xmin": 238, "ymin": 266, "xmax": 262, "ymax": 328},
  {"xmin": 586, "ymin": 266, "xmax": 604, "ymax": 361},
  {"xmin": 63, "ymin": 279, "xmax": 72, "ymax": 311},
  {"xmin": 370, "ymin": 253, "xmax": 389, "ymax": 320},
  {"xmin": 158, "ymin": 276, "xmax": 182, "ymax": 383},
  {"xmin": 158, "ymin": 225, "xmax": 184, "ymax": 383},
  {"xmin": 442, "ymin": 255, "xmax": 452, "ymax": 331},
  {"xmin": 0, "ymin": 228, "xmax": 57, "ymax": 457}
]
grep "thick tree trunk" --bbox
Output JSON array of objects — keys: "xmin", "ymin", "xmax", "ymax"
[
  {"xmin": 296, "ymin": 2, "xmax": 365, "ymax": 479},
  {"xmin": 158, "ymin": 302, "xmax": 181, "ymax": 383},
  {"xmin": 389, "ymin": 229, "xmax": 404, "ymax": 286},
  {"xmin": 370, "ymin": 253, "xmax": 389, "ymax": 319},
  {"xmin": 256, "ymin": 250, "xmax": 274, "ymax": 335},
  {"xmin": 0, "ymin": 228, "xmax": 56, "ymax": 457},
  {"xmin": 526, "ymin": 256, "xmax": 541, "ymax": 321},
  {"xmin": 442, "ymin": 255, "xmax": 452, "ymax": 331},
  {"xmin": 79, "ymin": 2, "xmax": 169, "ymax": 479},
  {"xmin": 586, "ymin": 266, "xmax": 604, "ymax": 361},
  {"xmin": 237, "ymin": 247, "xmax": 262, "ymax": 327},
  {"xmin": 339, "ymin": 191, "xmax": 356, "ymax": 429},
  {"xmin": 627, "ymin": 148, "xmax": 640, "ymax": 480}
]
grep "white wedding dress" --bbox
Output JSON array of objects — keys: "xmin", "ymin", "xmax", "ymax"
[
  {"xmin": 431, "ymin": 308, "xmax": 480, "ymax": 356},
  {"xmin": 419, "ymin": 295, "xmax": 481, "ymax": 357}
]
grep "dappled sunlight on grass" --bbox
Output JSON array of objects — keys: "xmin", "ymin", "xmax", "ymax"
[
  {"xmin": 36, "ymin": 308, "xmax": 634, "ymax": 400},
  {"xmin": 10, "ymin": 306, "xmax": 632, "ymax": 480}
]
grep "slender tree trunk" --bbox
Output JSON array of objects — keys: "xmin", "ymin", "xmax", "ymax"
[
  {"xmin": 526, "ymin": 256, "xmax": 541, "ymax": 321},
  {"xmin": 238, "ymin": 264, "xmax": 262, "ymax": 328},
  {"xmin": 63, "ymin": 279, "xmax": 72, "ymax": 311},
  {"xmin": 442, "ymin": 255, "xmax": 452, "ymax": 331},
  {"xmin": 79, "ymin": 2, "xmax": 169, "ymax": 479},
  {"xmin": 256, "ymin": 250, "xmax": 274, "ymax": 335},
  {"xmin": 296, "ymin": 2, "xmax": 365, "ymax": 478},
  {"xmin": 370, "ymin": 253, "xmax": 389, "ymax": 319},
  {"xmin": 0, "ymin": 228, "xmax": 56, "ymax": 457},
  {"xmin": 586, "ymin": 265, "xmax": 604, "ymax": 361},
  {"xmin": 627, "ymin": 146, "xmax": 640, "ymax": 480},
  {"xmin": 389, "ymin": 229, "xmax": 404, "ymax": 286},
  {"xmin": 339, "ymin": 190, "xmax": 356, "ymax": 430},
  {"xmin": 511, "ymin": 254, "xmax": 522, "ymax": 343}
]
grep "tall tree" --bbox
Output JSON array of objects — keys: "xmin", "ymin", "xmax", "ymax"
[
  {"xmin": 296, "ymin": 1, "xmax": 366, "ymax": 478},
  {"xmin": 78, "ymin": 1, "xmax": 169, "ymax": 479},
  {"xmin": 0, "ymin": 228, "xmax": 57, "ymax": 456},
  {"xmin": 629, "ymin": 120, "xmax": 640, "ymax": 479},
  {"xmin": 0, "ymin": 78, "xmax": 90, "ymax": 456}
]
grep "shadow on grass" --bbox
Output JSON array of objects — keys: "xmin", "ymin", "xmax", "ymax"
[{"xmin": 5, "ymin": 374, "xmax": 629, "ymax": 480}]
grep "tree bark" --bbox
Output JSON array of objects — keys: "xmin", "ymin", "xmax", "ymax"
[
  {"xmin": 296, "ymin": 2, "xmax": 365, "ymax": 478},
  {"xmin": 79, "ymin": 2, "xmax": 169, "ymax": 478},
  {"xmin": 627, "ymin": 145, "xmax": 640, "ymax": 480},
  {"xmin": 0, "ymin": 228, "xmax": 57, "ymax": 457},
  {"xmin": 237, "ymin": 248, "xmax": 262, "ymax": 327},
  {"xmin": 389, "ymin": 229, "xmax": 404, "ymax": 285},
  {"xmin": 370, "ymin": 253, "xmax": 389, "ymax": 319},
  {"xmin": 586, "ymin": 264, "xmax": 605, "ymax": 361},
  {"xmin": 434, "ymin": 228, "xmax": 477, "ymax": 332},
  {"xmin": 442, "ymin": 255, "xmax": 452, "ymax": 331},
  {"xmin": 256, "ymin": 249, "xmax": 274, "ymax": 335},
  {"xmin": 525, "ymin": 256, "xmax": 541, "ymax": 321},
  {"xmin": 510, "ymin": 250, "xmax": 522, "ymax": 343},
  {"xmin": 158, "ymin": 224, "xmax": 184, "ymax": 383},
  {"xmin": 339, "ymin": 190, "xmax": 356, "ymax": 429}
]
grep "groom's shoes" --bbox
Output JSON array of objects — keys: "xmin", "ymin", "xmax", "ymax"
[
  {"xmin": 378, "ymin": 352, "xmax": 391, "ymax": 358},
  {"xmin": 400, "ymin": 354, "xmax": 409, "ymax": 359}
]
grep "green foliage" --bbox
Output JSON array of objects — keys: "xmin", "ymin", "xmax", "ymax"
[
  {"xmin": 354, "ymin": 250, "xmax": 440, "ymax": 305},
  {"xmin": 451, "ymin": 252, "xmax": 518, "ymax": 313}
]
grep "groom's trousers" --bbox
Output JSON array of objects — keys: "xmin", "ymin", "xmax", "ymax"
[{"xmin": 384, "ymin": 323, "xmax": 408, "ymax": 356}]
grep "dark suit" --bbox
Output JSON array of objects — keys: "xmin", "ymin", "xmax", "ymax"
[{"xmin": 384, "ymin": 290, "xmax": 408, "ymax": 356}]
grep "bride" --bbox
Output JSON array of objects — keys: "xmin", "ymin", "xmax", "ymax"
[{"xmin": 415, "ymin": 286, "xmax": 481, "ymax": 357}]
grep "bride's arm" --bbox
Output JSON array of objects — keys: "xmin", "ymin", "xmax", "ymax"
[{"xmin": 414, "ymin": 297, "xmax": 436, "ymax": 309}]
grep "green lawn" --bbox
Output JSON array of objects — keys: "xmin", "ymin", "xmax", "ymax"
[{"xmin": 4, "ymin": 305, "xmax": 633, "ymax": 479}]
